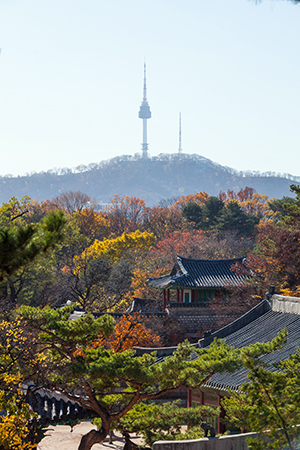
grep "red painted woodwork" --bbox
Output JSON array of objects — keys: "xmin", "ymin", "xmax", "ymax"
[{"xmin": 163, "ymin": 290, "xmax": 166, "ymax": 312}]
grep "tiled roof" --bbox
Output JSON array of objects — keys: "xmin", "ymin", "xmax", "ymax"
[
  {"xmin": 133, "ymin": 293, "xmax": 300, "ymax": 393},
  {"xmin": 203, "ymin": 296, "xmax": 300, "ymax": 391},
  {"xmin": 146, "ymin": 256, "xmax": 247, "ymax": 289}
]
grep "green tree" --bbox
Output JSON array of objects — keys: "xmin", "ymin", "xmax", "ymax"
[
  {"xmin": 282, "ymin": 184, "xmax": 300, "ymax": 226},
  {"xmin": 268, "ymin": 196, "xmax": 296, "ymax": 220},
  {"xmin": 181, "ymin": 202, "xmax": 203, "ymax": 228},
  {"xmin": 0, "ymin": 205, "xmax": 67, "ymax": 444},
  {"xmin": 222, "ymin": 329, "xmax": 300, "ymax": 450},
  {"xmin": 181, "ymin": 196, "xmax": 224, "ymax": 230},
  {"xmin": 114, "ymin": 401, "xmax": 218, "ymax": 446},
  {"xmin": 17, "ymin": 304, "xmax": 243, "ymax": 450},
  {"xmin": 0, "ymin": 210, "xmax": 66, "ymax": 284},
  {"xmin": 201, "ymin": 196, "xmax": 225, "ymax": 230},
  {"xmin": 216, "ymin": 200, "xmax": 259, "ymax": 238}
]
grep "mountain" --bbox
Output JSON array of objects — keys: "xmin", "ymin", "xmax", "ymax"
[{"xmin": 0, "ymin": 154, "xmax": 298, "ymax": 205}]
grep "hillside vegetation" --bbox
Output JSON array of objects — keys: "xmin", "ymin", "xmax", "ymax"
[{"xmin": 0, "ymin": 153, "xmax": 298, "ymax": 205}]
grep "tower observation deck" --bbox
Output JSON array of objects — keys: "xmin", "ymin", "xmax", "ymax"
[{"xmin": 138, "ymin": 63, "xmax": 151, "ymax": 158}]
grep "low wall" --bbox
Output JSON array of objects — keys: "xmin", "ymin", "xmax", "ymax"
[{"xmin": 153, "ymin": 432, "xmax": 259, "ymax": 450}]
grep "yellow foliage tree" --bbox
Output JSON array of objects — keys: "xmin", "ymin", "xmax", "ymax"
[
  {"xmin": 0, "ymin": 376, "xmax": 36, "ymax": 450},
  {"xmin": 0, "ymin": 320, "xmax": 38, "ymax": 449},
  {"xmin": 75, "ymin": 230, "xmax": 156, "ymax": 269},
  {"xmin": 77, "ymin": 208, "xmax": 111, "ymax": 242},
  {"xmin": 239, "ymin": 193, "xmax": 270, "ymax": 217}
]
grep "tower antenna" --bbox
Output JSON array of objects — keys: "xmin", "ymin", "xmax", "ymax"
[
  {"xmin": 138, "ymin": 63, "xmax": 151, "ymax": 158},
  {"xmin": 178, "ymin": 112, "xmax": 182, "ymax": 154}
]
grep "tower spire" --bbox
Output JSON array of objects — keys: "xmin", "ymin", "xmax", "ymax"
[
  {"xmin": 138, "ymin": 62, "xmax": 151, "ymax": 158},
  {"xmin": 178, "ymin": 112, "xmax": 182, "ymax": 154},
  {"xmin": 143, "ymin": 62, "xmax": 147, "ymax": 102}
]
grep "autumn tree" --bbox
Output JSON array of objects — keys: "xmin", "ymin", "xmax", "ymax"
[
  {"xmin": 77, "ymin": 208, "xmax": 111, "ymax": 243},
  {"xmin": 173, "ymin": 192, "xmax": 209, "ymax": 210},
  {"xmin": 219, "ymin": 187, "xmax": 270, "ymax": 218},
  {"xmin": 142, "ymin": 205, "xmax": 184, "ymax": 239},
  {"xmin": 107, "ymin": 195, "xmax": 147, "ymax": 235},
  {"xmin": 56, "ymin": 230, "xmax": 156, "ymax": 311},
  {"xmin": 79, "ymin": 230, "xmax": 156, "ymax": 264},
  {"xmin": 92, "ymin": 312, "xmax": 161, "ymax": 352},
  {"xmin": 52, "ymin": 190, "xmax": 92, "ymax": 214},
  {"xmin": 150, "ymin": 230, "xmax": 204, "ymax": 270},
  {"xmin": 219, "ymin": 186, "xmax": 256, "ymax": 203},
  {"xmin": 0, "ymin": 317, "xmax": 45, "ymax": 449},
  {"xmin": 247, "ymin": 186, "xmax": 300, "ymax": 296}
]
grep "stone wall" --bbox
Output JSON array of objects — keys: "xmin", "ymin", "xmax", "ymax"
[
  {"xmin": 153, "ymin": 432, "xmax": 260, "ymax": 450},
  {"xmin": 167, "ymin": 305, "xmax": 238, "ymax": 336}
]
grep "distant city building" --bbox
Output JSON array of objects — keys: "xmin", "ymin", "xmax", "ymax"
[{"xmin": 138, "ymin": 63, "xmax": 151, "ymax": 158}]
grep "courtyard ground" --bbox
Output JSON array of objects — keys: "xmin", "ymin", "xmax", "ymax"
[{"xmin": 38, "ymin": 421, "xmax": 143, "ymax": 450}]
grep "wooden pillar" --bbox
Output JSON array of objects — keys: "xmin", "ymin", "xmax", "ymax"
[
  {"xmin": 218, "ymin": 395, "xmax": 226, "ymax": 434},
  {"xmin": 167, "ymin": 289, "xmax": 170, "ymax": 305},
  {"xmin": 181, "ymin": 289, "xmax": 184, "ymax": 303},
  {"xmin": 187, "ymin": 389, "xmax": 192, "ymax": 408},
  {"xmin": 163, "ymin": 290, "xmax": 166, "ymax": 312},
  {"xmin": 191, "ymin": 290, "xmax": 195, "ymax": 302},
  {"xmin": 200, "ymin": 391, "xmax": 204, "ymax": 405}
]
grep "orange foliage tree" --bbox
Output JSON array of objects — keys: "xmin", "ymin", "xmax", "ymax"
[
  {"xmin": 125, "ymin": 267, "xmax": 164, "ymax": 304},
  {"xmin": 90, "ymin": 313, "xmax": 161, "ymax": 352},
  {"xmin": 219, "ymin": 187, "xmax": 270, "ymax": 217},
  {"xmin": 77, "ymin": 208, "xmax": 111, "ymax": 243},
  {"xmin": 173, "ymin": 192, "xmax": 209, "ymax": 210}
]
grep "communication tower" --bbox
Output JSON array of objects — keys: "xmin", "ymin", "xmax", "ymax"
[
  {"xmin": 178, "ymin": 112, "xmax": 182, "ymax": 154},
  {"xmin": 138, "ymin": 63, "xmax": 151, "ymax": 158}
]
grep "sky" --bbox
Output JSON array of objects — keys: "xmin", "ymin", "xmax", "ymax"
[{"xmin": 0, "ymin": 0, "xmax": 300, "ymax": 177}]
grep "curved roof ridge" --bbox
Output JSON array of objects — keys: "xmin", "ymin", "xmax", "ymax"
[{"xmin": 177, "ymin": 255, "xmax": 245, "ymax": 263}]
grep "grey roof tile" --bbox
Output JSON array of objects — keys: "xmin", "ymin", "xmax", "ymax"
[
  {"xmin": 147, "ymin": 256, "xmax": 248, "ymax": 289},
  {"xmin": 205, "ymin": 308, "xmax": 300, "ymax": 391}
]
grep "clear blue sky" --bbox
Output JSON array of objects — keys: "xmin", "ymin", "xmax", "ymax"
[{"xmin": 0, "ymin": 0, "xmax": 300, "ymax": 177}]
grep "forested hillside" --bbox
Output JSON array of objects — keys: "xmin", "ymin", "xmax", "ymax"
[
  {"xmin": 0, "ymin": 153, "xmax": 298, "ymax": 205},
  {"xmin": 2, "ymin": 187, "xmax": 299, "ymax": 331}
]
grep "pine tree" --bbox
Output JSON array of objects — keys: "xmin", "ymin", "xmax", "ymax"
[{"xmin": 17, "ymin": 304, "xmax": 243, "ymax": 450}]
